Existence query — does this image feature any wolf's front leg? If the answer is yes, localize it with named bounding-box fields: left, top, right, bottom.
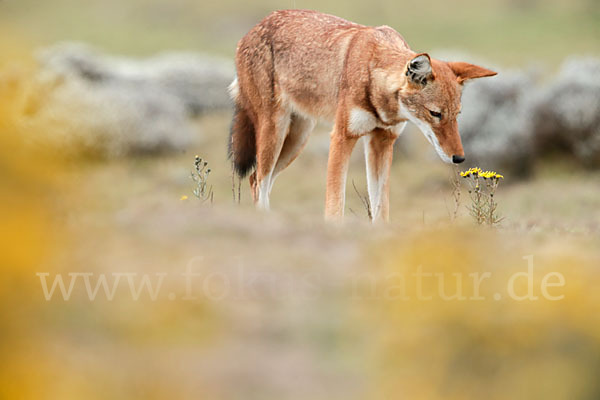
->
left=363, top=129, right=398, bottom=222
left=325, top=129, right=358, bottom=221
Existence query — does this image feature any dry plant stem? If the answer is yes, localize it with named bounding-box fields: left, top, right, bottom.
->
left=231, top=160, right=236, bottom=203
left=460, top=168, right=504, bottom=226
left=230, top=158, right=242, bottom=204
left=230, top=163, right=242, bottom=204
left=352, top=179, right=372, bottom=220
left=450, top=166, right=461, bottom=220
left=463, top=171, right=504, bottom=226
left=475, top=178, right=485, bottom=224
left=485, top=179, right=503, bottom=225
left=192, top=156, right=214, bottom=204
left=467, top=174, right=486, bottom=225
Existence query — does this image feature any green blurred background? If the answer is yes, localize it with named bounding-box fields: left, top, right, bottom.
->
left=2, top=0, right=599, bottom=65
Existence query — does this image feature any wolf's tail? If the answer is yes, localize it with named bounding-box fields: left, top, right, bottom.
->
left=228, top=103, right=256, bottom=178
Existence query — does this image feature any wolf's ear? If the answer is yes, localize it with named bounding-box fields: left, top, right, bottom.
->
left=447, top=62, right=497, bottom=84
left=406, top=53, right=433, bottom=86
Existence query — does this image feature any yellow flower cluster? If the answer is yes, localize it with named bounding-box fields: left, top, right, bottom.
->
left=460, top=167, right=504, bottom=180
left=480, top=171, right=504, bottom=179
left=460, top=167, right=482, bottom=177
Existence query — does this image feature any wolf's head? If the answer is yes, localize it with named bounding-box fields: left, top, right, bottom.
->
left=400, top=53, right=496, bottom=164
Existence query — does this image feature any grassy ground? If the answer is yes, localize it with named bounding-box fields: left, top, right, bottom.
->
left=1, top=86, right=599, bottom=399
left=9, top=111, right=596, bottom=399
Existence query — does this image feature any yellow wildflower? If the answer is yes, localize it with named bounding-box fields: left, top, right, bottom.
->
left=180, top=195, right=188, bottom=201
left=478, top=170, right=505, bottom=180
left=460, top=167, right=483, bottom=177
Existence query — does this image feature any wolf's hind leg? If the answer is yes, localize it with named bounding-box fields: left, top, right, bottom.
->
left=254, top=111, right=291, bottom=210
left=268, top=113, right=316, bottom=193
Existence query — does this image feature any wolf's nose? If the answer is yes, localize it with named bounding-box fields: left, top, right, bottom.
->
left=452, top=155, right=465, bottom=164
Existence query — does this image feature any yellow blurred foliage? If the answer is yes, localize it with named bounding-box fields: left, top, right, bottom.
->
left=0, top=36, right=66, bottom=398
left=362, top=226, right=600, bottom=400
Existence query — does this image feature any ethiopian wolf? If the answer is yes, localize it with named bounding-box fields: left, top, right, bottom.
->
left=228, top=10, right=497, bottom=221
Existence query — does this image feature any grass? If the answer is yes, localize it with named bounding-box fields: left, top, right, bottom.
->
left=3, top=102, right=600, bottom=398
left=24, top=112, right=600, bottom=397
left=65, top=111, right=600, bottom=231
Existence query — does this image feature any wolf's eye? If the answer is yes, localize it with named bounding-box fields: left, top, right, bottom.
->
left=429, top=110, right=442, bottom=119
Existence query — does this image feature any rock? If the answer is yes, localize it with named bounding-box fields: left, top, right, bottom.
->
left=24, top=42, right=234, bottom=158
left=531, top=57, right=600, bottom=167
left=458, top=70, right=537, bottom=177
left=38, top=42, right=234, bottom=115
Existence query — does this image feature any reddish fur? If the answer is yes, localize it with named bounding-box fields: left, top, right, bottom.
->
left=230, top=9, right=497, bottom=220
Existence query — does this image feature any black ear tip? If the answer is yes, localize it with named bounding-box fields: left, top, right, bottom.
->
left=409, top=55, right=431, bottom=72
left=412, top=54, right=429, bottom=63
left=407, top=55, right=432, bottom=85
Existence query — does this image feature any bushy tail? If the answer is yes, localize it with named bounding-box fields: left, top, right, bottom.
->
left=228, top=104, right=256, bottom=178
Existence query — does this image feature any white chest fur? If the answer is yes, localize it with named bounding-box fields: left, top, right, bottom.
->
left=348, top=107, right=407, bottom=136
